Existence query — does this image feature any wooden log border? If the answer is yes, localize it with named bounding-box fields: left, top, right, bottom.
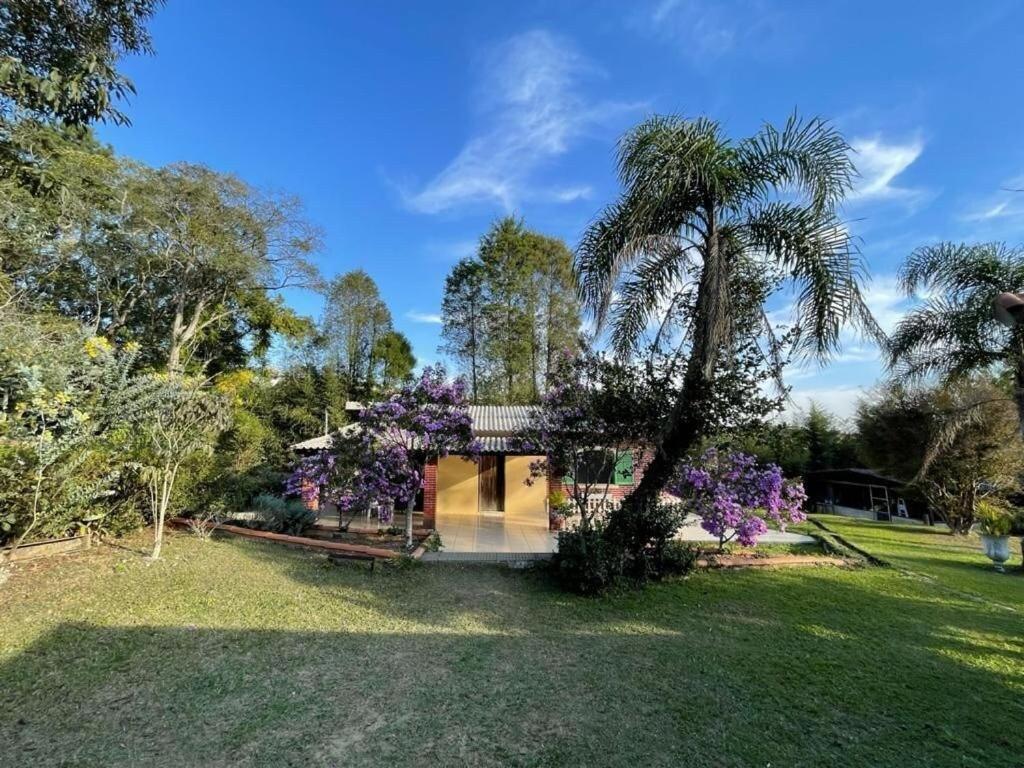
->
left=169, top=518, right=400, bottom=559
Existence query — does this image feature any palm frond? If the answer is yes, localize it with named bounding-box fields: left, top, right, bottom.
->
left=888, top=293, right=1005, bottom=379
left=744, top=201, right=880, bottom=359
left=607, top=239, right=692, bottom=358
left=577, top=116, right=726, bottom=330
left=899, top=242, right=1022, bottom=297
left=616, top=115, right=729, bottom=206
left=739, top=112, right=855, bottom=210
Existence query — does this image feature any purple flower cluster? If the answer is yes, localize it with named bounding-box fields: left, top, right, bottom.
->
left=285, top=365, right=480, bottom=525
left=285, top=451, right=338, bottom=505
left=671, top=449, right=807, bottom=547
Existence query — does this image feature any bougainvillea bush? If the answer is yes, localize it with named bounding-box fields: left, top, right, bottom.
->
left=671, top=449, right=806, bottom=550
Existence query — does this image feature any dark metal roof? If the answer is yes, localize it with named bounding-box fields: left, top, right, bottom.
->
left=802, top=468, right=906, bottom=487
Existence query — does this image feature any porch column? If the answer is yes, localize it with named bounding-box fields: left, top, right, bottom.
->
left=422, top=457, right=438, bottom=530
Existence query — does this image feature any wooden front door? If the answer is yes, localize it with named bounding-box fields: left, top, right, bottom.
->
left=478, top=454, right=505, bottom=514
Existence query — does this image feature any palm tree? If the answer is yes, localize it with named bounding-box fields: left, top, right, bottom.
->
left=889, top=242, right=1024, bottom=436
left=577, top=114, right=878, bottom=508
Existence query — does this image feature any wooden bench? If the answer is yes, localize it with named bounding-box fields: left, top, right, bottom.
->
left=327, top=550, right=378, bottom=572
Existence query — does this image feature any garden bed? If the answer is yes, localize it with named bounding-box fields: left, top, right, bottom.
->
left=697, top=551, right=853, bottom=569
left=302, top=524, right=430, bottom=553
left=168, top=518, right=401, bottom=559
left=1, top=534, right=91, bottom=562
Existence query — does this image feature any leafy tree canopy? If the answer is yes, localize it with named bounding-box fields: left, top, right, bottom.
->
left=1, top=0, right=163, bottom=126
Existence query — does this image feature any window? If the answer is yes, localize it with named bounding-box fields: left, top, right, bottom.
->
left=570, top=450, right=633, bottom=486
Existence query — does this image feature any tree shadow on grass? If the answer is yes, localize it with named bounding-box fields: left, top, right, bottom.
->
left=1, top=609, right=1022, bottom=768
left=43, top=534, right=1016, bottom=766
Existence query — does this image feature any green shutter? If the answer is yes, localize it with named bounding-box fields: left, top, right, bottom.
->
left=613, top=452, right=634, bottom=485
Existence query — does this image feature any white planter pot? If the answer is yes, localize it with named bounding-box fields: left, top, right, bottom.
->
left=980, top=533, right=1011, bottom=572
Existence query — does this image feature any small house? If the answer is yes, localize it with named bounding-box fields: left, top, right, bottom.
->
left=803, top=468, right=928, bottom=523
left=292, top=405, right=645, bottom=536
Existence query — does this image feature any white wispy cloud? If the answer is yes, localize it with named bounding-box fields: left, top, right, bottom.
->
left=648, top=0, right=737, bottom=58
left=547, top=185, right=593, bottom=203
left=406, top=310, right=443, bottom=325
left=962, top=174, right=1024, bottom=223
left=635, top=0, right=789, bottom=62
left=403, top=30, right=638, bottom=214
left=848, top=135, right=929, bottom=206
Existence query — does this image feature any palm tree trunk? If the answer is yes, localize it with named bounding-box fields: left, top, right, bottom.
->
left=620, top=228, right=729, bottom=509
left=1014, top=357, right=1024, bottom=440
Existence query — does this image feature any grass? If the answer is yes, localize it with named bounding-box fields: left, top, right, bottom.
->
left=812, top=514, right=1023, bottom=608
left=2, top=526, right=1022, bottom=767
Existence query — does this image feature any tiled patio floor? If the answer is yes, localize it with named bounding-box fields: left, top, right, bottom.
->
left=435, top=516, right=556, bottom=554
left=676, top=514, right=817, bottom=545
left=427, top=512, right=815, bottom=562
left=314, top=508, right=815, bottom=563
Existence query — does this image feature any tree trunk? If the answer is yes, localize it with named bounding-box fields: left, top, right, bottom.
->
left=618, top=225, right=728, bottom=510
left=2, top=468, right=44, bottom=564
left=1015, top=356, right=1024, bottom=439
left=470, top=306, right=479, bottom=403
left=150, top=467, right=175, bottom=559
left=405, top=495, right=416, bottom=550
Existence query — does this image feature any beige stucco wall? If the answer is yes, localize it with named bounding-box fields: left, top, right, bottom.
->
left=437, top=455, right=479, bottom=522
left=504, top=455, right=548, bottom=528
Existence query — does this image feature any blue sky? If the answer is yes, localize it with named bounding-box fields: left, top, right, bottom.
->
left=98, top=0, right=1024, bottom=420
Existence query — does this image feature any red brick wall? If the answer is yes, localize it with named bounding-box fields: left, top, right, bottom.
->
left=548, top=449, right=654, bottom=502
left=422, top=457, right=438, bottom=529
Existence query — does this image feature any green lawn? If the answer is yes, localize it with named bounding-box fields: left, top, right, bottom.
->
left=2, top=526, right=1022, bottom=767
left=812, top=514, right=1023, bottom=608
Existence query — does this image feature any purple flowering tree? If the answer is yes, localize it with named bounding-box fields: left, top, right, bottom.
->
left=288, top=365, right=480, bottom=549
left=671, top=448, right=807, bottom=550
left=358, top=365, right=481, bottom=548
left=511, top=353, right=670, bottom=533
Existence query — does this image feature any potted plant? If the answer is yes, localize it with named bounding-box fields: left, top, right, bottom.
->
left=975, top=499, right=1013, bottom=572
left=548, top=490, right=570, bottom=531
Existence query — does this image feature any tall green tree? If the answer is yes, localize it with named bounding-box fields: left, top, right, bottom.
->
left=802, top=401, right=858, bottom=471
left=321, top=269, right=392, bottom=395
left=888, top=242, right=1024, bottom=436
left=1, top=0, right=162, bottom=126
left=10, top=154, right=321, bottom=374
left=576, top=113, right=878, bottom=511
left=479, top=217, right=535, bottom=402
left=440, top=257, right=486, bottom=402
left=1, top=1, right=162, bottom=209
left=373, top=329, right=416, bottom=391
left=529, top=230, right=581, bottom=394
left=440, top=217, right=580, bottom=403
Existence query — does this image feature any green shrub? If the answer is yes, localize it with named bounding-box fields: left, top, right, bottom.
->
left=551, top=525, right=623, bottom=595
left=659, top=540, right=700, bottom=576
left=605, top=499, right=685, bottom=580
left=249, top=493, right=316, bottom=535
